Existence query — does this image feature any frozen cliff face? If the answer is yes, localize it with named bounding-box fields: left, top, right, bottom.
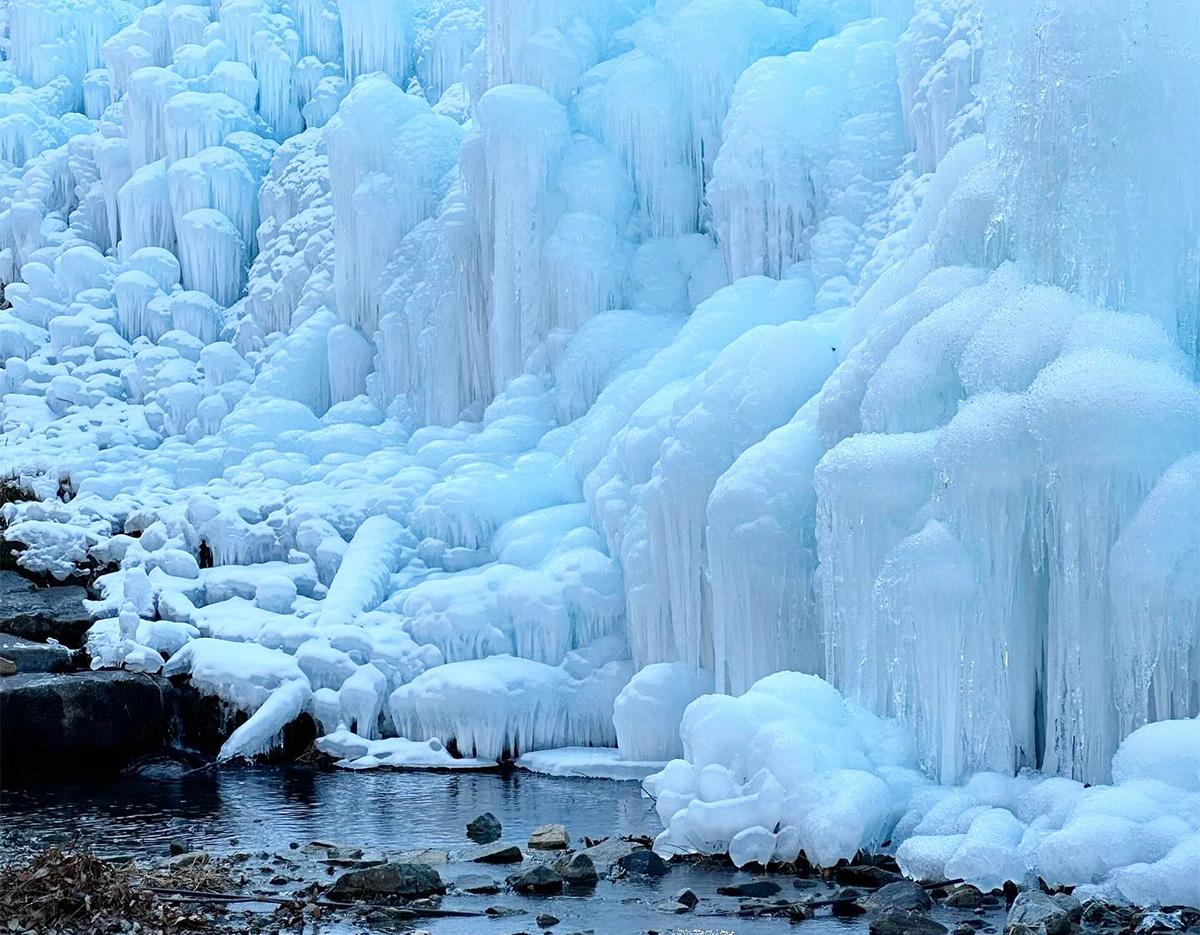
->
left=2, top=0, right=1199, bottom=904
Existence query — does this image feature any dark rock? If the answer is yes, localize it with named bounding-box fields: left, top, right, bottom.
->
left=869, top=910, right=949, bottom=935
left=485, top=906, right=527, bottom=917
left=469, top=842, right=524, bottom=864
left=0, top=573, right=91, bottom=647
left=578, top=838, right=639, bottom=874
left=0, top=633, right=79, bottom=674
left=836, top=864, right=905, bottom=888
left=617, top=849, right=669, bottom=877
left=536, top=914, right=560, bottom=928
left=673, top=888, right=699, bottom=909
left=508, top=865, right=564, bottom=895
left=395, top=848, right=449, bottom=865
left=528, top=823, right=570, bottom=850
left=0, top=670, right=176, bottom=772
left=718, top=879, right=781, bottom=898
left=467, top=812, right=502, bottom=844
left=1051, top=894, right=1081, bottom=923
left=1004, top=891, right=1071, bottom=935
left=327, top=862, right=445, bottom=901
left=556, top=852, right=599, bottom=889
left=864, top=881, right=934, bottom=913
left=833, top=889, right=868, bottom=917
left=169, top=839, right=189, bottom=856
left=943, top=885, right=985, bottom=909
left=457, top=874, right=501, bottom=895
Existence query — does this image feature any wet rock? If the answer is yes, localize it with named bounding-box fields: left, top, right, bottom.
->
left=832, top=888, right=868, bottom=917
left=528, top=823, right=570, bottom=850
left=0, top=633, right=79, bottom=674
left=508, top=865, right=564, bottom=895
left=0, top=573, right=92, bottom=647
left=657, top=900, right=691, bottom=913
left=1004, top=891, right=1070, bottom=935
left=1051, top=893, right=1081, bottom=923
left=468, top=812, right=502, bottom=844
left=485, top=905, right=527, bottom=918
left=537, top=914, right=560, bottom=928
left=943, top=884, right=985, bottom=909
left=578, top=838, right=639, bottom=874
left=556, top=852, right=599, bottom=888
left=0, top=671, right=176, bottom=772
left=457, top=874, right=501, bottom=895
left=469, top=842, right=524, bottom=864
left=617, top=849, right=669, bottom=877
left=870, top=908, right=950, bottom=935
left=168, top=839, right=189, bottom=857
left=864, top=881, right=934, bottom=913
left=836, top=864, right=904, bottom=888
left=673, top=888, right=699, bottom=909
left=1081, top=900, right=1132, bottom=928
left=718, top=879, right=781, bottom=898
left=396, top=848, right=449, bottom=865
left=327, top=862, right=445, bottom=901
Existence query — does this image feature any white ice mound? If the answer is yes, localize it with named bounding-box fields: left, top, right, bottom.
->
left=650, top=670, right=1200, bottom=904
left=646, top=672, right=920, bottom=868
left=613, top=662, right=713, bottom=762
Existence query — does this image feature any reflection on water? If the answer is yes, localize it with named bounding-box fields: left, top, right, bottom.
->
left=1, top=766, right=870, bottom=935
left=2, top=766, right=657, bottom=855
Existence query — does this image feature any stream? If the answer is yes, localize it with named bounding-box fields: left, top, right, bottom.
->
left=0, top=765, right=908, bottom=934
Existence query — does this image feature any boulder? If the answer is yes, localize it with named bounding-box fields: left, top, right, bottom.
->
left=467, top=812, right=502, bottom=844
left=327, top=862, right=445, bottom=901
left=617, top=849, right=669, bottom=877
left=674, top=888, right=699, bottom=909
left=0, top=633, right=78, bottom=673
left=578, top=837, right=640, bottom=873
left=0, top=573, right=91, bottom=647
left=528, top=823, right=570, bottom=850
left=864, top=881, right=934, bottom=913
left=468, top=842, right=524, bottom=864
left=456, top=874, right=500, bottom=895
left=718, top=880, right=781, bottom=898
left=836, top=864, right=905, bottom=888
left=556, top=852, right=599, bottom=888
left=508, top=865, right=564, bottom=895
left=870, top=908, right=949, bottom=935
left=1005, top=891, right=1071, bottom=935
left=0, top=671, right=176, bottom=771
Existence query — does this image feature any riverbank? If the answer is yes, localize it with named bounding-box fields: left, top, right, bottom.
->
left=5, top=766, right=1195, bottom=935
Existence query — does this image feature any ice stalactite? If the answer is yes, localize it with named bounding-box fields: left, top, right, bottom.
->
left=1026, top=351, right=1200, bottom=781
left=710, top=17, right=904, bottom=280
left=338, top=0, right=412, bottom=84
left=466, top=84, right=569, bottom=394
left=641, top=308, right=838, bottom=672
left=1109, top=454, right=1200, bottom=737
left=176, top=208, right=245, bottom=308
left=985, top=0, right=1200, bottom=362
left=815, top=429, right=939, bottom=716
left=706, top=404, right=825, bottom=695
left=325, top=75, right=461, bottom=336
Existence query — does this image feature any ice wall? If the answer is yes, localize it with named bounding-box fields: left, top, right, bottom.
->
left=1, top=0, right=1199, bottom=902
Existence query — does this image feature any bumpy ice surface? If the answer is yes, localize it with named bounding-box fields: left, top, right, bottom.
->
left=1, top=0, right=1197, bottom=907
